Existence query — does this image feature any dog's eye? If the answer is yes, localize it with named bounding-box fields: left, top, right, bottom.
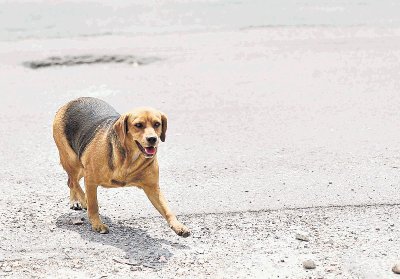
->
left=134, top=123, right=143, bottom=128
left=154, top=122, right=161, bottom=128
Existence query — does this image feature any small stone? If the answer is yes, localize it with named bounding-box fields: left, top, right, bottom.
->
left=303, top=260, right=316, bottom=269
left=72, top=258, right=82, bottom=268
left=325, top=239, right=334, bottom=245
left=295, top=231, right=310, bottom=242
left=196, top=249, right=205, bottom=254
left=72, top=218, right=84, bottom=225
left=4, top=266, right=12, bottom=272
left=159, top=256, right=167, bottom=263
left=142, top=263, right=156, bottom=269
left=392, top=263, right=400, bottom=274
left=112, top=258, right=140, bottom=266
left=130, top=266, right=142, bottom=271
left=112, top=267, right=119, bottom=273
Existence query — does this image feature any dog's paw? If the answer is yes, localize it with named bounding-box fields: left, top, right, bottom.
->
left=80, top=201, right=87, bottom=210
left=171, top=223, right=190, bottom=238
left=92, top=223, right=109, bottom=234
left=70, top=202, right=83, bottom=211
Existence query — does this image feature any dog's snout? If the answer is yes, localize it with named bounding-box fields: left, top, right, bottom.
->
left=146, top=136, right=157, bottom=145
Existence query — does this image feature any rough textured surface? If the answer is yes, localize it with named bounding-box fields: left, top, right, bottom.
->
left=1, top=204, right=400, bottom=278
left=1, top=20, right=400, bottom=278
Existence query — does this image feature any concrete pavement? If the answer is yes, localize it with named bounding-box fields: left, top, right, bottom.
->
left=1, top=26, right=400, bottom=278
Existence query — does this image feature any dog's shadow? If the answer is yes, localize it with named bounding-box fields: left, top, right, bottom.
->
left=55, top=212, right=188, bottom=270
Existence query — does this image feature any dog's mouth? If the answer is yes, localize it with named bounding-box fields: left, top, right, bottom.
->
left=135, top=141, right=157, bottom=158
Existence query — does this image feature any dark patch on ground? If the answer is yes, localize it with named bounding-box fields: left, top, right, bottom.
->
left=23, top=55, right=162, bottom=69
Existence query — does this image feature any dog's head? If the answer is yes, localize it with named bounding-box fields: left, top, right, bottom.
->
left=114, top=108, right=167, bottom=158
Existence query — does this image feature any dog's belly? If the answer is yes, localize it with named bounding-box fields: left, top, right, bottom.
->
left=100, top=178, right=143, bottom=189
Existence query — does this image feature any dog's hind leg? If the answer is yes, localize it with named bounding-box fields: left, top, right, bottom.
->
left=58, top=149, right=86, bottom=210
left=68, top=173, right=87, bottom=210
left=53, top=105, right=87, bottom=211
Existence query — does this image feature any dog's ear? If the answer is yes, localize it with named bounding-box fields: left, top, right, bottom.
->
left=160, top=112, right=167, bottom=142
left=114, top=114, right=129, bottom=146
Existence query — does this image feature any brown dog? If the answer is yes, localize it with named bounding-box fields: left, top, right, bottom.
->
left=53, top=97, right=190, bottom=237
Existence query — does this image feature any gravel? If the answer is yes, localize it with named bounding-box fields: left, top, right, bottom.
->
left=1, top=203, right=400, bottom=278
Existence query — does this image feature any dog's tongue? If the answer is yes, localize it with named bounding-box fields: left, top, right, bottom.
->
left=145, top=147, right=156, bottom=155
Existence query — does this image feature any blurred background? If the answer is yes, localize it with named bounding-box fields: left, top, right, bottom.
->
left=2, top=0, right=400, bottom=41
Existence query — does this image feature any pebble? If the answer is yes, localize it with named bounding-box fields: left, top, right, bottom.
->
left=142, top=263, right=156, bottom=269
left=159, top=256, right=167, bottom=263
left=295, top=231, right=310, bottom=242
left=325, top=267, right=334, bottom=273
left=130, top=266, right=142, bottom=272
left=196, top=249, right=205, bottom=254
left=392, top=263, right=400, bottom=274
left=72, top=218, right=84, bottom=225
left=303, top=260, right=316, bottom=269
left=4, top=266, right=12, bottom=272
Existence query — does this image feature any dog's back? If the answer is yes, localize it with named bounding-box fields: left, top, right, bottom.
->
left=62, top=97, right=120, bottom=158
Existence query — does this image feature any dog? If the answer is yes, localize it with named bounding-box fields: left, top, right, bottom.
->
left=53, top=97, right=190, bottom=237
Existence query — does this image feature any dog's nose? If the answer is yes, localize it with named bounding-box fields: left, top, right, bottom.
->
left=146, top=136, right=157, bottom=145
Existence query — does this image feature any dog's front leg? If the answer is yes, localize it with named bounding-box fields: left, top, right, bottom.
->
left=85, top=182, right=109, bottom=234
left=143, top=185, right=190, bottom=237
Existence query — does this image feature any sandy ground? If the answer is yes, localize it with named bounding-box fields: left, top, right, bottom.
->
left=1, top=26, right=400, bottom=278
left=1, top=204, right=400, bottom=279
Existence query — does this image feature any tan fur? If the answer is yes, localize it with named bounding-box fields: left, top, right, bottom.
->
left=53, top=103, right=190, bottom=237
